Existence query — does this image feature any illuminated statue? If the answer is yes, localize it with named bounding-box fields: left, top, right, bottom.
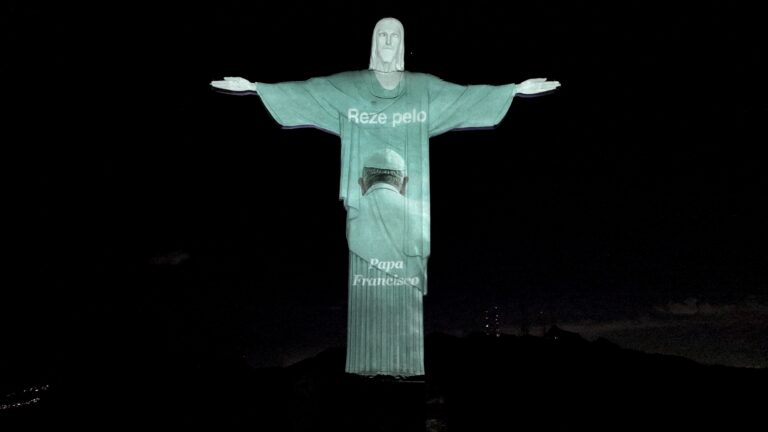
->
left=211, top=17, right=560, bottom=377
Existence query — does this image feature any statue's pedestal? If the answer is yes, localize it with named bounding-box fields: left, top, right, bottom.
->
left=341, top=374, right=426, bottom=432
left=285, top=350, right=427, bottom=431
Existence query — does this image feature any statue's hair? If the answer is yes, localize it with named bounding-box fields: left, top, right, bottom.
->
left=369, top=17, right=405, bottom=72
left=363, top=167, right=404, bottom=189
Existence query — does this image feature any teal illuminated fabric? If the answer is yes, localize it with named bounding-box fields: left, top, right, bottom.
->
left=347, top=251, right=424, bottom=376
left=345, top=182, right=428, bottom=376
left=347, top=182, right=426, bottom=292
left=258, top=70, right=517, bottom=376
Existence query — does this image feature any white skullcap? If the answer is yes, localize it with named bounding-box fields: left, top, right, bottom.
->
left=363, top=148, right=405, bottom=171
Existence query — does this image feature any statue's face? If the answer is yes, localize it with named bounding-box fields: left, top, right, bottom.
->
left=375, top=21, right=402, bottom=65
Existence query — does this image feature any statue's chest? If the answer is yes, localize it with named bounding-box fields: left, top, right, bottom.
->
left=346, top=92, right=428, bottom=129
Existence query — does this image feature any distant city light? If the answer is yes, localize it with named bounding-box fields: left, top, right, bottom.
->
left=0, top=384, right=49, bottom=411
left=483, top=306, right=502, bottom=337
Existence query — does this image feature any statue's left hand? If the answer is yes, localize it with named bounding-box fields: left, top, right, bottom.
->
left=210, top=77, right=257, bottom=92
left=516, top=78, right=561, bottom=95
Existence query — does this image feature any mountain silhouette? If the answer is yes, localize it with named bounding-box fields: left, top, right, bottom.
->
left=3, top=328, right=765, bottom=431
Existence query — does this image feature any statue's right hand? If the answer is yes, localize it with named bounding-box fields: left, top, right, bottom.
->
left=210, top=77, right=256, bottom=92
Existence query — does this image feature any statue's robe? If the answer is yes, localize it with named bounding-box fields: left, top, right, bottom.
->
left=258, top=70, right=516, bottom=376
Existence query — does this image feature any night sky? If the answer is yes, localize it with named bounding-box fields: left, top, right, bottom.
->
left=3, top=0, right=766, bottom=386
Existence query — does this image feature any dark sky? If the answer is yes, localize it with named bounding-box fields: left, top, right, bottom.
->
left=3, top=1, right=766, bottom=380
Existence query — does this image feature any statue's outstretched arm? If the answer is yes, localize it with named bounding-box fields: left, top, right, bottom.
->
left=210, top=77, right=258, bottom=93
left=515, top=78, right=561, bottom=95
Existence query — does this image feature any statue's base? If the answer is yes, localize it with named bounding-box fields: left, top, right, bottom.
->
left=356, top=373, right=426, bottom=384
left=286, top=354, right=427, bottom=431
left=342, top=373, right=426, bottom=432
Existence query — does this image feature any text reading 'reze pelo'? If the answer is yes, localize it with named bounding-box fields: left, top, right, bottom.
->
left=347, top=108, right=427, bottom=127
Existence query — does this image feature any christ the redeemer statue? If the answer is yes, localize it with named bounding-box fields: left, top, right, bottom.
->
left=211, top=17, right=560, bottom=377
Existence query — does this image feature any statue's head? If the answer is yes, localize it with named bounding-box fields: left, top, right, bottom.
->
left=359, top=148, right=408, bottom=195
left=369, top=17, right=405, bottom=72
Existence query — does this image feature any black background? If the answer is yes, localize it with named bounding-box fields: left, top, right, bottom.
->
left=3, top=1, right=765, bottom=392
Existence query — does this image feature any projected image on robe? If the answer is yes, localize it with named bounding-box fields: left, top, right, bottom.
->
left=349, top=148, right=426, bottom=291
left=211, top=17, right=560, bottom=377
left=346, top=148, right=428, bottom=376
